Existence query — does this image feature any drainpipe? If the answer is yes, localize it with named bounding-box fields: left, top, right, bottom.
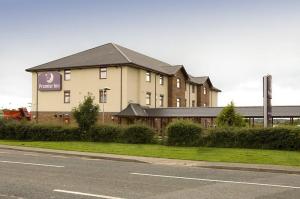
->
left=155, top=73, right=157, bottom=108
left=36, top=71, right=39, bottom=123
left=189, top=84, right=191, bottom=107
left=120, top=66, right=123, bottom=111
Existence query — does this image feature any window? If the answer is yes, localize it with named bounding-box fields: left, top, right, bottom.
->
left=159, top=95, right=164, bottom=107
left=203, top=103, right=206, bottom=107
left=99, top=90, right=107, bottom=103
left=176, top=78, right=180, bottom=88
left=64, top=91, right=70, bottom=103
left=64, top=70, right=71, bottom=81
left=192, top=100, right=195, bottom=107
left=203, top=87, right=207, bottom=95
left=146, top=92, right=151, bottom=105
left=176, top=98, right=180, bottom=107
left=100, top=67, right=107, bottom=79
left=159, top=75, right=164, bottom=85
left=192, top=85, right=195, bottom=93
left=146, top=72, right=151, bottom=82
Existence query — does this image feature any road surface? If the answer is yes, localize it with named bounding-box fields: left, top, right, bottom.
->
left=0, top=148, right=300, bottom=199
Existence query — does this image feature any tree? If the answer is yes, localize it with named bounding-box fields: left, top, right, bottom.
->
left=73, top=95, right=99, bottom=132
left=216, top=101, right=245, bottom=127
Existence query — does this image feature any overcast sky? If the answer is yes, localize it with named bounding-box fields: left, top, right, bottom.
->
left=0, top=0, right=300, bottom=109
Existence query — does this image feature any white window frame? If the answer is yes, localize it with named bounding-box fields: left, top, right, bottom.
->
left=64, top=90, right=70, bottom=103
left=176, top=78, right=180, bottom=88
left=176, top=98, right=180, bottom=107
left=203, top=87, right=207, bottom=95
left=159, top=75, right=164, bottom=85
left=146, top=92, right=151, bottom=105
left=100, top=67, right=107, bottom=79
left=64, top=69, right=71, bottom=81
left=99, top=90, right=107, bottom=103
left=159, top=95, right=164, bottom=107
left=146, top=72, right=151, bottom=82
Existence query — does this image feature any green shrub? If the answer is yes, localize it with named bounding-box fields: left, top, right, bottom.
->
left=204, top=127, right=300, bottom=150
left=89, top=125, right=123, bottom=142
left=0, top=121, right=80, bottom=141
left=73, top=95, right=99, bottom=132
left=216, top=101, right=245, bottom=127
left=167, top=120, right=203, bottom=146
left=123, top=125, right=155, bottom=144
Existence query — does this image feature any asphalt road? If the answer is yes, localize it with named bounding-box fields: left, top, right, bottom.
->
left=0, top=149, right=300, bottom=199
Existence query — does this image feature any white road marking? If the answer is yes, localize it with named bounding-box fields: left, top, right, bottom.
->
left=53, top=189, right=126, bottom=199
left=131, top=172, right=300, bottom=189
left=0, top=151, right=9, bottom=154
left=51, top=155, right=69, bottom=158
left=23, top=153, right=40, bottom=157
left=0, top=160, right=64, bottom=168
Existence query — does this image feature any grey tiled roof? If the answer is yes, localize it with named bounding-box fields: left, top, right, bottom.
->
left=116, top=104, right=300, bottom=118
left=26, top=43, right=178, bottom=75
left=115, top=103, right=148, bottom=117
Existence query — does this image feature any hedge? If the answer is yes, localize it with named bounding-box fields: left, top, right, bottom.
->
left=0, top=120, right=155, bottom=144
left=88, top=125, right=123, bottom=142
left=166, top=120, right=203, bottom=146
left=0, top=121, right=80, bottom=141
left=122, top=124, right=155, bottom=144
left=204, top=127, right=300, bottom=150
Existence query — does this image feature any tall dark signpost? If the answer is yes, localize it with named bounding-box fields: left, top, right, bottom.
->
left=263, top=75, right=272, bottom=127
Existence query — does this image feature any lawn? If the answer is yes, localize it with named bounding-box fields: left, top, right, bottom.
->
left=0, top=140, right=300, bottom=166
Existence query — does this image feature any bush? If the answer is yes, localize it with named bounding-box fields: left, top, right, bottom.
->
left=216, top=101, right=245, bottom=127
left=204, top=127, right=300, bottom=150
left=0, top=121, right=80, bottom=141
left=73, top=95, right=99, bottom=132
left=88, top=125, right=123, bottom=142
left=122, top=125, right=155, bottom=144
left=167, top=120, right=203, bottom=146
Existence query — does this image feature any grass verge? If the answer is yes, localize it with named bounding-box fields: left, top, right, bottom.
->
left=0, top=140, right=300, bottom=166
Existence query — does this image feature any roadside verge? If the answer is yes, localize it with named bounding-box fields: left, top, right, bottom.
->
left=1, top=144, right=300, bottom=175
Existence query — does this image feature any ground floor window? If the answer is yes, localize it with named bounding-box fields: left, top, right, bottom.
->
left=99, top=90, right=107, bottom=103
left=159, top=95, right=164, bottom=107
left=176, top=98, right=180, bottom=107
left=64, top=91, right=70, bottom=103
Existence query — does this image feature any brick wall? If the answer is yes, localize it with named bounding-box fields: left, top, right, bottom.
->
left=31, top=112, right=118, bottom=126
left=168, top=69, right=187, bottom=107
left=197, top=82, right=211, bottom=107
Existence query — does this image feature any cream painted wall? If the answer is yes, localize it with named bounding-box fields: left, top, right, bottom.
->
left=211, top=91, right=218, bottom=107
left=185, top=83, right=197, bottom=107
left=32, top=67, right=122, bottom=112
left=137, top=69, right=168, bottom=108
left=32, top=66, right=170, bottom=113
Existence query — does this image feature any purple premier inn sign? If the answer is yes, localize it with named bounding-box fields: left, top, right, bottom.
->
left=38, top=71, right=62, bottom=91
